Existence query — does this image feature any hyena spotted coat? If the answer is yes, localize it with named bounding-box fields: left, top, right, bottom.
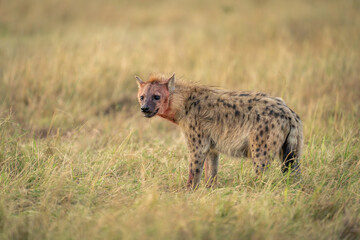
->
left=136, top=73, right=303, bottom=189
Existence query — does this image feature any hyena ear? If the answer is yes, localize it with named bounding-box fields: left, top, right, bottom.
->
left=135, top=75, right=144, bottom=88
left=167, top=73, right=176, bottom=93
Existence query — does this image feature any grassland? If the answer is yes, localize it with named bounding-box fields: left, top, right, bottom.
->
left=0, top=0, right=360, bottom=239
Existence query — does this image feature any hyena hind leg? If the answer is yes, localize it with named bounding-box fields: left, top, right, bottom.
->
left=204, top=151, right=219, bottom=188
left=251, top=155, right=271, bottom=175
left=250, top=137, right=272, bottom=175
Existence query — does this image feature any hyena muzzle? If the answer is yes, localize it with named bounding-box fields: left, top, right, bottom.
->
left=136, top=73, right=303, bottom=189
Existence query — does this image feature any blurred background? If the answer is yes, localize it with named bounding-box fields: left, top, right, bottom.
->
left=0, top=0, right=359, bottom=239
left=1, top=0, right=359, bottom=135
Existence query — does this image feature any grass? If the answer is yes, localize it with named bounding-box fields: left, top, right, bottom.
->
left=0, top=0, right=360, bottom=239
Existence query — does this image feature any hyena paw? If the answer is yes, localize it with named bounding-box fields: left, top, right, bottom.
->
left=205, top=177, right=217, bottom=188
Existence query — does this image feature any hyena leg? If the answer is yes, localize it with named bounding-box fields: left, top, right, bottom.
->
left=204, top=151, right=219, bottom=188
left=184, top=127, right=211, bottom=190
left=187, top=150, right=208, bottom=190
left=250, top=133, right=272, bottom=175
left=251, top=155, right=271, bottom=175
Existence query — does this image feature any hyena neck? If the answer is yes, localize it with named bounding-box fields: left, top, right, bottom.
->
left=158, top=110, right=177, bottom=124
left=157, top=83, right=191, bottom=125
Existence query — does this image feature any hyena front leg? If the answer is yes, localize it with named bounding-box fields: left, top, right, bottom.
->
left=185, top=134, right=210, bottom=190
left=187, top=151, right=208, bottom=190
left=204, top=151, right=219, bottom=188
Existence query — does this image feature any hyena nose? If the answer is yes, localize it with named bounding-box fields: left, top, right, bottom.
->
left=141, top=106, right=150, bottom=112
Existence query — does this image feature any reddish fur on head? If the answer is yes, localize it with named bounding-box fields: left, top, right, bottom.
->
left=136, top=73, right=176, bottom=123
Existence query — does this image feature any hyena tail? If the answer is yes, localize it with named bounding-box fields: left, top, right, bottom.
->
left=281, top=116, right=303, bottom=174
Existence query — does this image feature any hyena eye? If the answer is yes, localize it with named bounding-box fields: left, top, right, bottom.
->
left=153, top=95, right=161, bottom=100
left=140, top=95, right=144, bottom=101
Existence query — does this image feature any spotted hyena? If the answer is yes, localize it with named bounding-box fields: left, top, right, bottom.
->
left=136, top=73, right=303, bottom=189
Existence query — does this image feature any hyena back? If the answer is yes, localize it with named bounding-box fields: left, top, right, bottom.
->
left=136, top=73, right=303, bottom=189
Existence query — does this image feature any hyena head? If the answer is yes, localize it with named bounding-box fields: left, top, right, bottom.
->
left=136, top=73, right=176, bottom=118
